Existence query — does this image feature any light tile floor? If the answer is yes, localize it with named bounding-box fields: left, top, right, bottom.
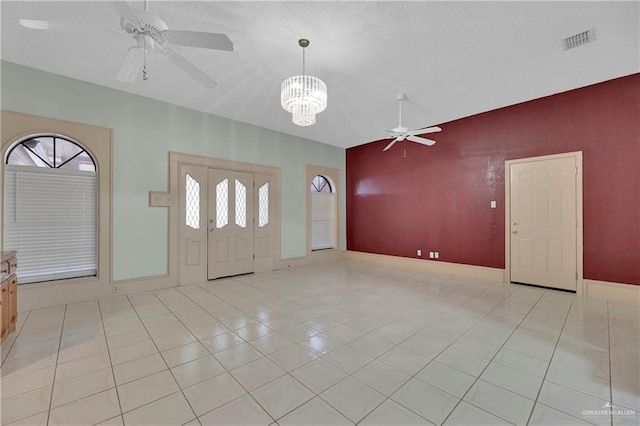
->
left=1, top=260, right=639, bottom=425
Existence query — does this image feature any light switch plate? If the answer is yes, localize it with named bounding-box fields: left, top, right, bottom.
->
left=491, top=200, right=497, bottom=208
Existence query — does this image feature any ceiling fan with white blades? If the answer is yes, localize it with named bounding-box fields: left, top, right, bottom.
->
left=383, top=94, right=441, bottom=152
left=18, top=1, right=233, bottom=89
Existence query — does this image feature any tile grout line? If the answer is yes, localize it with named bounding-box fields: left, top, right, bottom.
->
left=523, top=295, right=576, bottom=425
left=0, top=309, right=31, bottom=369
left=121, top=290, right=203, bottom=423
left=174, top=284, right=280, bottom=424
left=205, top=278, right=328, bottom=420
left=325, top=282, right=531, bottom=424
left=177, top=281, right=386, bottom=424
left=123, top=287, right=279, bottom=424
left=428, top=288, right=547, bottom=425
left=45, top=304, right=67, bottom=426
left=322, top=280, right=516, bottom=423
left=98, top=298, right=126, bottom=425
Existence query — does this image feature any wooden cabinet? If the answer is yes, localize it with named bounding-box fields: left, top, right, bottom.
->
left=1, top=251, right=18, bottom=342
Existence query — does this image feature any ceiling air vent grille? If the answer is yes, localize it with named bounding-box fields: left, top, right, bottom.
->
left=563, top=28, right=595, bottom=50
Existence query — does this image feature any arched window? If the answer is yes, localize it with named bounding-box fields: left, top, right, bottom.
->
left=310, top=174, right=335, bottom=250
left=4, top=135, right=97, bottom=284
left=311, top=175, right=332, bottom=193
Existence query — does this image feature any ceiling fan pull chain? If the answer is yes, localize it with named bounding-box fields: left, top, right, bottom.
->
left=143, top=37, right=148, bottom=81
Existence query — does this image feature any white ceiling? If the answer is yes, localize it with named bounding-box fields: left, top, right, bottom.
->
left=1, top=1, right=638, bottom=149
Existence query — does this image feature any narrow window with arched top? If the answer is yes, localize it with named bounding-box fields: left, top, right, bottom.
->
left=310, top=175, right=335, bottom=250
left=4, top=135, right=97, bottom=284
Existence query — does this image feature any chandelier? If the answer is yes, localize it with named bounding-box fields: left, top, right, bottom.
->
left=281, top=39, right=327, bottom=126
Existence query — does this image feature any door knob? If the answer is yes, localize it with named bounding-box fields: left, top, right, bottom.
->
left=209, top=227, right=214, bottom=232
left=512, top=230, right=518, bottom=234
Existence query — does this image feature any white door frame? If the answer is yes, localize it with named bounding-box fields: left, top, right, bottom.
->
left=171, top=151, right=281, bottom=285
left=504, top=151, right=584, bottom=294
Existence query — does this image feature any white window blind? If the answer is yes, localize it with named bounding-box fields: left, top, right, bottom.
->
left=4, top=165, right=97, bottom=284
left=311, top=192, right=335, bottom=250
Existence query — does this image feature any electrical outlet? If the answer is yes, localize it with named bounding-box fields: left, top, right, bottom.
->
left=417, top=249, right=422, bottom=256
left=429, top=252, right=434, bottom=259
left=434, top=252, right=439, bottom=259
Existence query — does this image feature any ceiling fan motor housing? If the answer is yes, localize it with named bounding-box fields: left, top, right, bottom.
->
left=121, top=9, right=168, bottom=44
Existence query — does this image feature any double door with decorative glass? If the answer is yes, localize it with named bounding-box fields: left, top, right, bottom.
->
left=181, top=165, right=273, bottom=283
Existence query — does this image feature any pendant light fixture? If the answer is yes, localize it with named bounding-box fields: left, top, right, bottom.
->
left=281, top=39, right=327, bottom=126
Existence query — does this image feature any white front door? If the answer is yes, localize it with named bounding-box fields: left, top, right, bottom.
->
left=207, top=169, right=254, bottom=279
left=510, top=156, right=578, bottom=291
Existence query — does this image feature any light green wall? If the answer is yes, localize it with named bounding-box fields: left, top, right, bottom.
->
left=1, top=61, right=345, bottom=280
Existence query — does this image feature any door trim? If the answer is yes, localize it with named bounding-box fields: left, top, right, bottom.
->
left=170, top=151, right=281, bottom=285
left=504, top=151, right=584, bottom=293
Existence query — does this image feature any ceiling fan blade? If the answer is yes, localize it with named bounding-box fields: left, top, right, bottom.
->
left=383, top=138, right=399, bottom=152
left=116, top=46, right=144, bottom=82
left=407, top=135, right=436, bottom=146
left=110, top=1, right=140, bottom=24
left=162, top=30, right=233, bottom=51
left=407, top=126, right=442, bottom=136
left=19, top=19, right=119, bottom=35
left=164, top=49, right=217, bottom=89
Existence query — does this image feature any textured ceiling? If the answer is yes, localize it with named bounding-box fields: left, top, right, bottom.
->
left=1, top=1, right=638, bottom=149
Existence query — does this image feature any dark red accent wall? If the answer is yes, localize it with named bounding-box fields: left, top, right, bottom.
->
left=346, top=74, right=640, bottom=286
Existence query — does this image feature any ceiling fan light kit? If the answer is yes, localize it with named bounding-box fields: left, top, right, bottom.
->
left=281, top=39, right=327, bottom=127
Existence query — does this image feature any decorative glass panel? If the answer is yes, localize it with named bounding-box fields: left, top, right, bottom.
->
left=6, top=136, right=96, bottom=171
left=311, top=175, right=332, bottom=193
left=216, top=178, right=228, bottom=228
left=235, top=179, right=247, bottom=228
left=258, top=182, right=269, bottom=228
left=185, top=174, right=200, bottom=229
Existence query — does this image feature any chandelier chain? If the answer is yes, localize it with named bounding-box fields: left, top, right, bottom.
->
left=302, top=47, right=306, bottom=76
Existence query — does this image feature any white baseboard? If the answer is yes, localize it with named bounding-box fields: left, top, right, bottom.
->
left=342, top=250, right=505, bottom=282
left=18, top=280, right=113, bottom=312
left=276, top=249, right=341, bottom=270
left=18, top=274, right=177, bottom=312
left=581, top=279, right=640, bottom=303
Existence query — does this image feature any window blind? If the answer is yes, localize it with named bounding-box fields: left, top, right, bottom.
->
left=311, top=192, right=335, bottom=250
left=4, top=165, right=97, bottom=284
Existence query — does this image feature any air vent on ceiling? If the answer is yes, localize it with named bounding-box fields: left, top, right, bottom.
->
left=563, top=28, right=595, bottom=50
